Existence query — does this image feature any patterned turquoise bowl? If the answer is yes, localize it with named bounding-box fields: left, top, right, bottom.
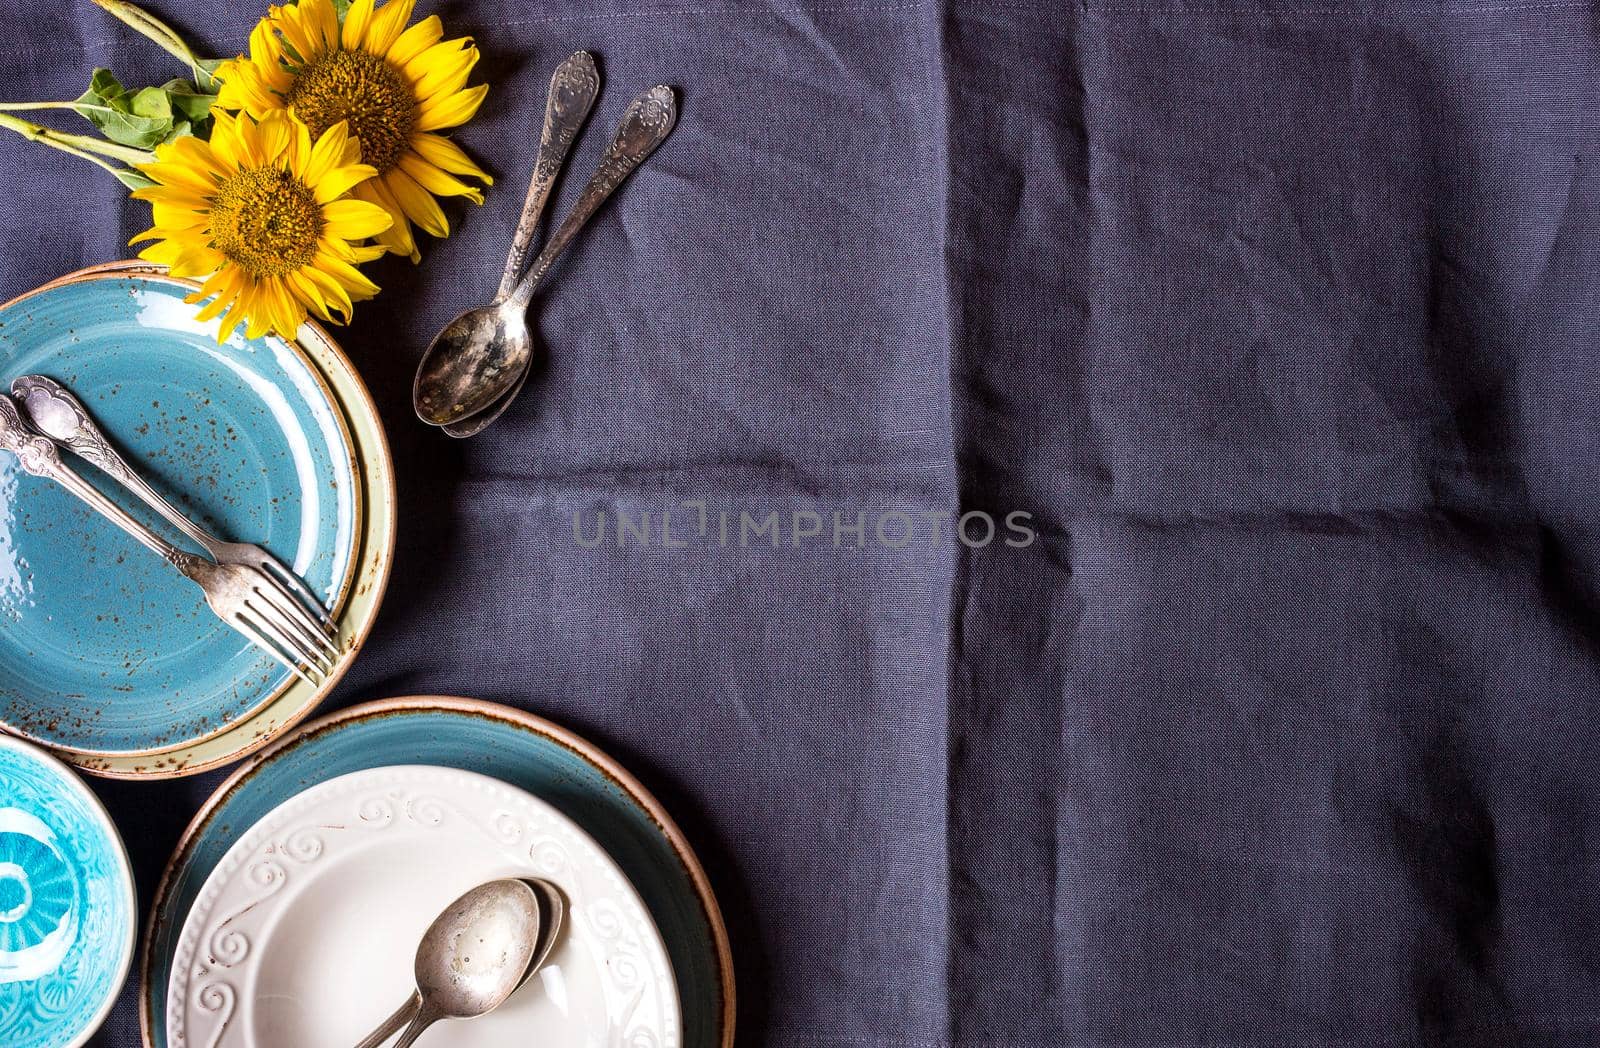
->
left=0, top=734, right=136, bottom=1047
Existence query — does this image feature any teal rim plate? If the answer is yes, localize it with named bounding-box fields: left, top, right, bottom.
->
left=0, top=733, right=136, bottom=1048
left=141, top=697, right=735, bottom=1048
left=0, top=275, right=360, bottom=755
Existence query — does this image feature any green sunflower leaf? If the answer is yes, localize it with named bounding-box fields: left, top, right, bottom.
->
left=74, top=69, right=174, bottom=149
left=112, top=166, right=156, bottom=191
left=129, top=85, right=173, bottom=121
left=161, top=79, right=216, bottom=124
left=70, top=68, right=217, bottom=150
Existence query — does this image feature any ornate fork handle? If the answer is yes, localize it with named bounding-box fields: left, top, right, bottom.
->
left=0, top=393, right=196, bottom=571
left=507, top=85, right=678, bottom=311
left=11, top=375, right=223, bottom=557
left=494, top=51, right=601, bottom=303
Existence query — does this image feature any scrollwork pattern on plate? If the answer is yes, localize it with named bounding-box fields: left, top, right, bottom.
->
left=281, top=826, right=325, bottom=862
left=203, top=857, right=287, bottom=969
left=195, top=981, right=235, bottom=1048
left=356, top=794, right=395, bottom=826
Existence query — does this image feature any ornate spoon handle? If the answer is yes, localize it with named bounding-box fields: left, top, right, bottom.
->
left=351, top=990, right=422, bottom=1048
left=494, top=51, right=601, bottom=303
left=0, top=393, right=192, bottom=568
left=11, top=375, right=222, bottom=556
left=507, top=84, right=678, bottom=311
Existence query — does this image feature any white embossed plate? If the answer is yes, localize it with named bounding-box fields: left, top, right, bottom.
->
left=165, top=766, right=680, bottom=1048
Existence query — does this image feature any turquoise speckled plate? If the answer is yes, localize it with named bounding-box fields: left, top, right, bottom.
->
left=141, top=697, right=735, bottom=1048
left=0, top=275, right=360, bottom=755
left=0, top=733, right=136, bottom=1047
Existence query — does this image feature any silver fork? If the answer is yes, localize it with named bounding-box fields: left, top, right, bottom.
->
left=11, top=374, right=337, bottom=636
left=0, top=394, right=338, bottom=684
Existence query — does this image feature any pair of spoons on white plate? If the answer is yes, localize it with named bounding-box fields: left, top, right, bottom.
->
left=351, top=878, right=565, bottom=1048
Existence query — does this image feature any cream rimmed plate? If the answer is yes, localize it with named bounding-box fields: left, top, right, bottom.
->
left=19, top=262, right=395, bottom=779
left=167, top=765, right=681, bottom=1048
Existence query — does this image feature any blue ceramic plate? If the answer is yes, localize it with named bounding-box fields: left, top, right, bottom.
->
left=0, top=733, right=136, bottom=1047
left=141, top=697, right=735, bottom=1048
left=0, top=275, right=360, bottom=754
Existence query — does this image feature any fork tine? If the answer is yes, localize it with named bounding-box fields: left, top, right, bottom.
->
left=250, top=578, right=341, bottom=665
left=248, top=593, right=336, bottom=674
left=258, top=554, right=338, bottom=635
left=240, top=598, right=331, bottom=678
left=229, top=611, right=320, bottom=686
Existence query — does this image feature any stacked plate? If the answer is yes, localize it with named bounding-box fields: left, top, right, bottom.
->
left=143, top=697, right=735, bottom=1048
left=0, top=262, right=396, bottom=778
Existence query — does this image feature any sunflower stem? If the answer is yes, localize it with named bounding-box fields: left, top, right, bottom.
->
left=0, top=101, right=88, bottom=112
left=0, top=122, right=149, bottom=188
left=89, top=0, right=220, bottom=91
left=0, top=112, right=157, bottom=167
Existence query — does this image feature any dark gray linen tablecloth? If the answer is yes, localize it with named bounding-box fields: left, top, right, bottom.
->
left=2, top=1, right=1598, bottom=1045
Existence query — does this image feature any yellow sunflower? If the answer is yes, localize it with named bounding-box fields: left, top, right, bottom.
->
left=215, top=0, right=492, bottom=263
left=131, top=108, right=393, bottom=340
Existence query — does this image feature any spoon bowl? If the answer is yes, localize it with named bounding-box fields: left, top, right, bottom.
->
left=351, top=878, right=542, bottom=1048
left=414, top=878, right=542, bottom=1018
left=413, top=303, right=531, bottom=425
left=523, top=878, right=567, bottom=976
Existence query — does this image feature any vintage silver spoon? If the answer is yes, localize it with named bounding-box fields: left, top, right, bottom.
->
left=414, top=83, right=678, bottom=431
left=350, top=879, right=542, bottom=1048
left=353, top=879, right=566, bottom=1048
left=407, top=49, right=599, bottom=430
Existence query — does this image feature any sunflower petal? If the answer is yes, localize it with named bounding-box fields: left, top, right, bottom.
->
left=382, top=167, right=449, bottom=237
left=384, top=14, right=443, bottom=67
left=416, top=84, right=488, bottom=131
left=302, top=120, right=351, bottom=185
left=408, top=133, right=492, bottom=183
left=341, top=0, right=376, bottom=50
left=365, top=0, right=417, bottom=55
left=285, top=270, right=334, bottom=323
left=303, top=0, right=341, bottom=52
left=404, top=40, right=476, bottom=93
left=272, top=4, right=319, bottom=64
left=355, top=178, right=419, bottom=261
left=313, top=250, right=382, bottom=298
left=254, top=111, right=295, bottom=164
left=162, top=134, right=231, bottom=177
left=397, top=152, right=483, bottom=202
left=312, top=161, right=379, bottom=204
left=208, top=112, right=251, bottom=169
left=322, top=198, right=394, bottom=239
left=299, top=263, right=354, bottom=321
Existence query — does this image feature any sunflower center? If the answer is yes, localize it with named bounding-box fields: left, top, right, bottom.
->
left=288, top=49, right=417, bottom=172
left=209, top=167, right=324, bottom=277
